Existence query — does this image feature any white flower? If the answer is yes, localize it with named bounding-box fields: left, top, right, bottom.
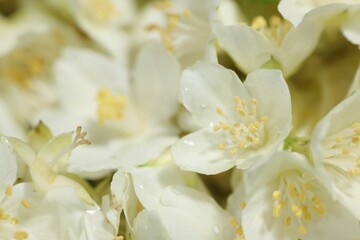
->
left=34, top=43, right=180, bottom=176
left=0, top=5, right=85, bottom=123
left=172, top=62, right=292, bottom=174
left=310, top=89, right=360, bottom=219
left=132, top=186, right=236, bottom=240
left=43, top=0, right=135, bottom=64
left=148, top=0, right=220, bottom=68
left=278, top=0, right=360, bottom=45
left=278, top=0, right=360, bottom=27
left=110, top=150, right=207, bottom=235
left=236, top=151, right=360, bottom=239
left=9, top=124, right=95, bottom=205
left=214, top=15, right=323, bottom=77
left=0, top=135, right=58, bottom=239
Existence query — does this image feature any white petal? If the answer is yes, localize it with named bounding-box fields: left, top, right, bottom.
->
left=244, top=69, right=292, bottom=149
left=181, top=61, right=250, bottom=128
left=115, top=125, right=179, bottom=167
left=278, top=1, right=352, bottom=27
left=76, top=17, right=131, bottom=65
left=132, top=210, right=170, bottom=240
left=0, top=98, right=25, bottom=138
left=278, top=20, right=323, bottom=77
left=131, top=164, right=186, bottom=210
left=347, top=64, right=360, bottom=95
left=0, top=135, right=17, bottom=186
left=342, top=8, right=360, bottom=45
left=214, top=22, right=272, bottom=74
left=158, top=186, right=236, bottom=240
left=171, top=128, right=235, bottom=175
left=133, top=43, right=181, bottom=124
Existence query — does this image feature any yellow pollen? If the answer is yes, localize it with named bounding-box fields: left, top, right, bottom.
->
left=251, top=15, right=292, bottom=46
left=355, top=127, right=360, bottom=135
left=168, top=14, right=179, bottom=29
left=356, top=158, right=360, bottom=168
left=261, top=116, right=268, bottom=122
left=213, top=126, right=221, bottom=131
left=303, top=183, right=312, bottom=190
left=311, top=196, right=320, bottom=205
left=21, top=199, right=30, bottom=208
left=240, top=201, right=247, bottom=209
left=231, top=148, right=238, bottom=155
left=352, top=136, right=360, bottom=143
left=313, top=204, right=326, bottom=216
left=298, top=225, right=307, bottom=234
left=230, top=217, right=238, bottom=227
left=251, top=16, right=267, bottom=30
left=14, top=231, right=29, bottom=240
left=216, top=107, right=223, bottom=115
left=11, top=217, right=20, bottom=224
left=5, top=186, right=12, bottom=196
left=97, top=88, right=126, bottom=125
left=297, top=192, right=306, bottom=201
left=213, top=96, right=267, bottom=155
left=304, top=212, right=312, bottom=221
left=342, top=147, right=350, bottom=155
left=0, top=213, right=9, bottom=220
left=273, top=204, right=282, bottom=217
left=272, top=190, right=281, bottom=200
left=335, top=136, right=342, bottom=143
left=217, top=143, right=225, bottom=150
left=183, top=9, right=192, bottom=17
left=284, top=216, right=291, bottom=226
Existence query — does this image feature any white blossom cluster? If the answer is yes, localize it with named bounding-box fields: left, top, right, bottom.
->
left=0, top=0, right=360, bottom=239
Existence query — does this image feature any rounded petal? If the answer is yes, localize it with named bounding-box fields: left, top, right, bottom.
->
left=133, top=43, right=181, bottom=124
left=158, top=186, right=236, bottom=240
left=244, top=69, right=292, bottom=148
left=181, top=61, right=250, bottom=128
left=278, top=20, right=323, bottom=77
left=171, top=128, right=235, bottom=175
left=131, top=164, right=186, bottom=210
left=214, top=22, right=272, bottom=74
left=132, top=210, right=170, bottom=240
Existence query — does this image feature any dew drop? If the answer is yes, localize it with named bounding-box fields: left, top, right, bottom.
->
left=212, top=224, right=221, bottom=234
left=171, top=185, right=182, bottom=194
left=139, top=184, right=144, bottom=190
left=184, top=140, right=194, bottom=146
left=200, top=103, right=207, bottom=109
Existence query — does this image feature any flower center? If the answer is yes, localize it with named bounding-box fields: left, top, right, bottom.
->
left=230, top=217, right=245, bottom=240
left=321, top=122, right=360, bottom=176
left=214, top=96, right=268, bottom=155
left=97, top=88, right=127, bottom=125
left=251, top=15, right=292, bottom=47
left=0, top=186, right=30, bottom=240
left=0, top=48, right=47, bottom=89
left=271, top=171, right=326, bottom=235
left=148, top=1, right=193, bottom=53
left=148, top=0, right=210, bottom=59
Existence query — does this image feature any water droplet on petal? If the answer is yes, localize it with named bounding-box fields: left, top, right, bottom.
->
left=184, top=140, right=194, bottom=146
left=212, top=224, right=221, bottom=234
left=171, top=185, right=182, bottom=194
left=139, top=184, right=144, bottom=190
left=200, top=103, right=207, bottom=109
